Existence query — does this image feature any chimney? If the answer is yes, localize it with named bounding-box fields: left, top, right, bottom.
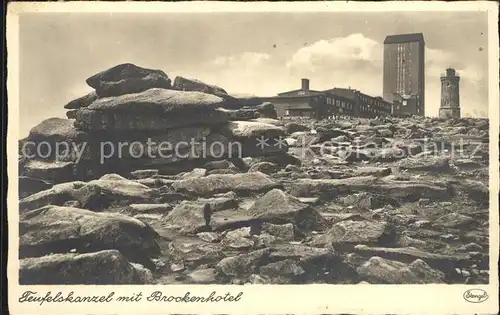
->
left=301, top=78, right=310, bottom=91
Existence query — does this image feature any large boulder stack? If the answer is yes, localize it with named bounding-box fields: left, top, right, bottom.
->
left=19, top=63, right=287, bottom=183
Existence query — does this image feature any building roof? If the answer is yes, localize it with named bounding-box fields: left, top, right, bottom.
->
left=277, top=89, right=324, bottom=97
left=384, top=33, right=425, bottom=44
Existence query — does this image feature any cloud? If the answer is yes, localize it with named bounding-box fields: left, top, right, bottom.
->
left=284, top=33, right=383, bottom=95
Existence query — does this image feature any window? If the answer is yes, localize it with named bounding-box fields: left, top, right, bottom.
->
left=402, top=100, right=407, bottom=106
left=285, top=110, right=290, bottom=115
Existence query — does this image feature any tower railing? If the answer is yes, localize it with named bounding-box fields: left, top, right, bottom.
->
left=440, top=71, right=460, bottom=78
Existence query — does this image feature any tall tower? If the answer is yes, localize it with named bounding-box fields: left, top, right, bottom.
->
left=383, top=33, right=425, bottom=116
left=439, top=68, right=461, bottom=119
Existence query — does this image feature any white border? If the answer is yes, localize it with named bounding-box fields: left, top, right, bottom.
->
left=6, top=2, right=499, bottom=314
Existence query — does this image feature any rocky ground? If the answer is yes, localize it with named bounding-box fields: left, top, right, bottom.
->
left=18, top=64, right=490, bottom=285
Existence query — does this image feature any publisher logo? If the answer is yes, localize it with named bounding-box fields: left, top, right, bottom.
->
left=463, top=289, right=489, bottom=303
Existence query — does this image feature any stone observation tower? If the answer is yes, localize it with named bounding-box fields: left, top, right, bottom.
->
left=439, top=68, right=461, bottom=119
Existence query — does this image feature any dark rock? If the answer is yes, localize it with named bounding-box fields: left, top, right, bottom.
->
left=353, top=245, right=471, bottom=271
left=64, top=91, right=98, bottom=109
left=203, top=160, right=235, bottom=171
left=217, top=107, right=260, bottom=121
left=126, top=203, right=172, bottom=215
left=396, top=156, right=451, bottom=172
left=196, top=196, right=238, bottom=212
left=19, top=176, right=53, bottom=199
left=433, top=213, right=477, bottom=229
left=253, top=102, right=278, bottom=119
left=66, top=110, right=78, bottom=119
left=285, top=122, right=310, bottom=134
left=187, top=268, right=218, bottom=284
left=248, top=161, right=279, bottom=175
left=86, top=63, right=172, bottom=97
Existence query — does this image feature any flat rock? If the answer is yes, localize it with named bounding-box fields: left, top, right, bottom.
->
left=75, top=88, right=228, bottom=131
left=130, top=169, right=159, bottom=179
left=19, top=205, right=161, bottom=262
left=172, top=76, right=233, bottom=100
left=196, top=196, right=238, bottom=212
left=289, top=176, right=450, bottom=202
left=356, top=256, right=445, bottom=284
left=19, top=250, right=153, bottom=284
left=73, top=174, right=154, bottom=210
left=353, top=245, right=471, bottom=270
left=19, top=181, right=87, bottom=212
left=396, top=156, right=451, bottom=172
left=172, top=171, right=281, bottom=197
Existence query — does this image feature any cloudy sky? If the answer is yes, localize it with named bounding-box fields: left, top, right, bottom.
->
left=18, top=11, right=489, bottom=136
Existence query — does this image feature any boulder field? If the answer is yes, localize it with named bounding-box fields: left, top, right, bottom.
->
left=18, top=63, right=490, bottom=285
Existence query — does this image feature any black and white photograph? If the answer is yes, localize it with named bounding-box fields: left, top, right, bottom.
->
left=7, top=1, right=499, bottom=314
